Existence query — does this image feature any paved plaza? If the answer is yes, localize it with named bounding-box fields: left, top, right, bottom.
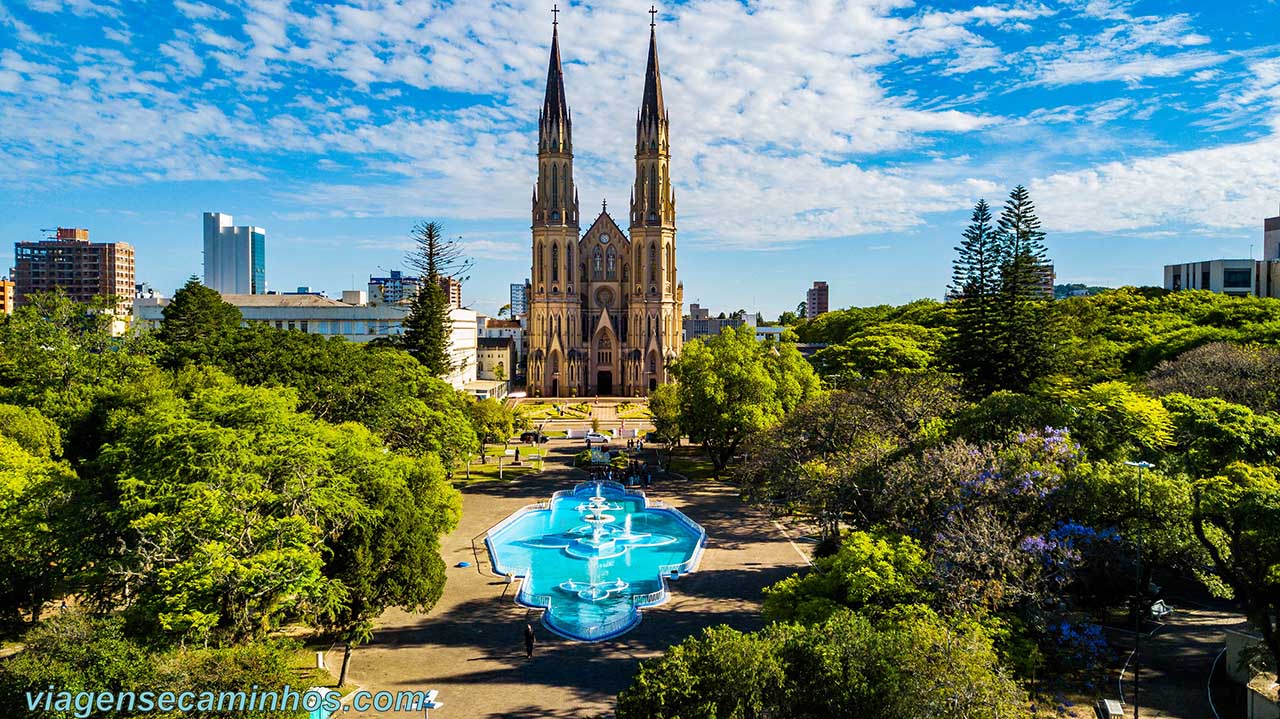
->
left=338, top=444, right=811, bottom=718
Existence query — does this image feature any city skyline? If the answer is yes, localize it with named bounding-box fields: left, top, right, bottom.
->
left=2, top=0, right=1280, bottom=317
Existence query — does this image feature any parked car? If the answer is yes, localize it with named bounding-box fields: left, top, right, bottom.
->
left=520, top=431, right=550, bottom=444
left=584, top=431, right=610, bottom=444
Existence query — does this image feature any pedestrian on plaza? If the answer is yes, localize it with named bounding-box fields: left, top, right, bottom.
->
left=524, top=623, right=536, bottom=659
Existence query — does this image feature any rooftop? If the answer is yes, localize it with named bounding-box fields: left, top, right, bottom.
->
left=478, top=337, right=514, bottom=349
left=222, top=294, right=349, bottom=307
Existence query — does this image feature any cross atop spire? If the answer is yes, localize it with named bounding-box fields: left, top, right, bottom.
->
left=639, top=9, right=665, bottom=127
left=538, top=12, right=571, bottom=156
left=552, top=3, right=559, bottom=26
left=649, top=5, right=657, bottom=27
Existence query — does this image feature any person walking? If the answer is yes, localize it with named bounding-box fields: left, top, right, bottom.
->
left=524, top=623, right=536, bottom=659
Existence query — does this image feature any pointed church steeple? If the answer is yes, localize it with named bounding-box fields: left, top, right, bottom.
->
left=632, top=7, right=673, bottom=228
left=533, top=7, right=577, bottom=228
left=540, top=17, right=571, bottom=154
left=638, top=15, right=665, bottom=133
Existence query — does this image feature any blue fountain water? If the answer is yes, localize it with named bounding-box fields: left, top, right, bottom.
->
left=485, top=481, right=706, bottom=641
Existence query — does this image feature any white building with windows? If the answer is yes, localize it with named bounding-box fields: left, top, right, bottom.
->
left=1164, top=212, right=1280, bottom=298
left=134, top=293, right=410, bottom=342
left=445, top=307, right=478, bottom=390
left=136, top=295, right=481, bottom=390
left=203, top=212, right=266, bottom=295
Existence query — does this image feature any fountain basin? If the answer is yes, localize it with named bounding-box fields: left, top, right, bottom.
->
left=485, top=480, right=706, bottom=642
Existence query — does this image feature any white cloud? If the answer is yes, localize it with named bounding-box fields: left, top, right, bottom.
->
left=159, top=38, right=204, bottom=77
left=173, top=0, right=227, bottom=21
left=1032, top=134, right=1280, bottom=233
left=25, top=0, right=118, bottom=17
left=0, top=0, right=1275, bottom=256
left=1022, top=12, right=1228, bottom=86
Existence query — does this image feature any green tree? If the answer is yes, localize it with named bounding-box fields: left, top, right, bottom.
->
left=946, top=199, right=1004, bottom=394
left=1193, top=463, right=1280, bottom=673
left=320, top=451, right=460, bottom=686
left=812, top=323, right=941, bottom=387
left=0, top=290, right=154, bottom=427
left=156, top=276, right=242, bottom=366
left=666, top=326, right=819, bottom=476
left=992, top=185, right=1054, bottom=392
left=617, top=611, right=1030, bottom=719
left=0, top=613, right=310, bottom=718
left=1059, top=381, right=1173, bottom=461
left=402, top=280, right=453, bottom=377
left=0, top=614, right=159, bottom=718
left=1162, top=394, right=1280, bottom=476
left=0, top=434, right=75, bottom=624
left=467, top=398, right=515, bottom=445
left=739, top=375, right=958, bottom=542
left=212, top=328, right=479, bottom=469
left=401, top=221, right=472, bottom=377
left=762, top=531, right=931, bottom=624
left=97, top=383, right=386, bottom=643
left=0, top=403, right=63, bottom=459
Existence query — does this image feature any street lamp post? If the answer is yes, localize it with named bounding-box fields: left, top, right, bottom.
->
left=1124, top=460, right=1153, bottom=719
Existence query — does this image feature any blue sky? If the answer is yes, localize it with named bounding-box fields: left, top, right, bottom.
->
left=2, top=0, right=1279, bottom=318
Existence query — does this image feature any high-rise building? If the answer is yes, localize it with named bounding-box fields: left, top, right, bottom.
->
left=510, top=281, right=529, bottom=317
left=203, top=212, right=266, bottom=295
left=526, top=12, right=683, bottom=397
left=438, top=276, right=463, bottom=308
left=368, top=270, right=424, bottom=305
left=368, top=270, right=461, bottom=307
left=805, top=281, right=829, bottom=317
left=13, top=228, right=135, bottom=309
left=0, top=278, right=14, bottom=314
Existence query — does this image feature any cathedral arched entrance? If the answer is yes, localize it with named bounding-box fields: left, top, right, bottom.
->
left=551, top=378, right=559, bottom=396
left=596, top=371, right=613, bottom=396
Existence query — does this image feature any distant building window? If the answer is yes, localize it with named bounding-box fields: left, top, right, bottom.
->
left=1201, top=269, right=1210, bottom=289
left=1224, top=269, right=1251, bottom=287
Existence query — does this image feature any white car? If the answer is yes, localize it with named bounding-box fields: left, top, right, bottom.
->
left=584, top=431, right=611, bottom=444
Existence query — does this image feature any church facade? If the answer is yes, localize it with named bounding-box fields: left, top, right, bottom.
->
left=527, top=16, right=683, bottom=398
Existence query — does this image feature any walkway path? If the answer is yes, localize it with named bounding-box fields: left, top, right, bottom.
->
left=1119, top=584, right=1250, bottom=718
left=342, top=448, right=809, bottom=718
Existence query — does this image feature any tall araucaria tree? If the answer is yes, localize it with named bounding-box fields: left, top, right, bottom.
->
left=994, top=185, right=1054, bottom=392
left=946, top=199, right=1003, bottom=395
left=401, top=221, right=473, bottom=377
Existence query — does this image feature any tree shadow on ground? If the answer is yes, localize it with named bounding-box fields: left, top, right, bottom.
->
left=368, top=565, right=798, bottom=696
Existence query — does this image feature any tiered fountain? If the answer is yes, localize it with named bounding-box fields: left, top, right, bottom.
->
left=485, top=480, right=706, bottom=641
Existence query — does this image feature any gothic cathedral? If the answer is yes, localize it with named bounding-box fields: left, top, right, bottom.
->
left=527, top=14, right=683, bottom=398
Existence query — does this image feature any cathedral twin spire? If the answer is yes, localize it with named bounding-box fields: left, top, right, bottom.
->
left=532, top=6, right=673, bottom=230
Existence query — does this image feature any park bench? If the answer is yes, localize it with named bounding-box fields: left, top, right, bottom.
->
left=1095, top=698, right=1124, bottom=718
left=1150, top=599, right=1174, bottom=620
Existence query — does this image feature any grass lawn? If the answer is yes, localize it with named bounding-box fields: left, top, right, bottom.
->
left=616, top=403, right=652, bottom=420
left=517, top=402, right=589, bottom=420
left=457, top=460, right=539, bottom=483
left=287, top=645, right=348, bottom=690
left=665, top=445, right=720, bottom=482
